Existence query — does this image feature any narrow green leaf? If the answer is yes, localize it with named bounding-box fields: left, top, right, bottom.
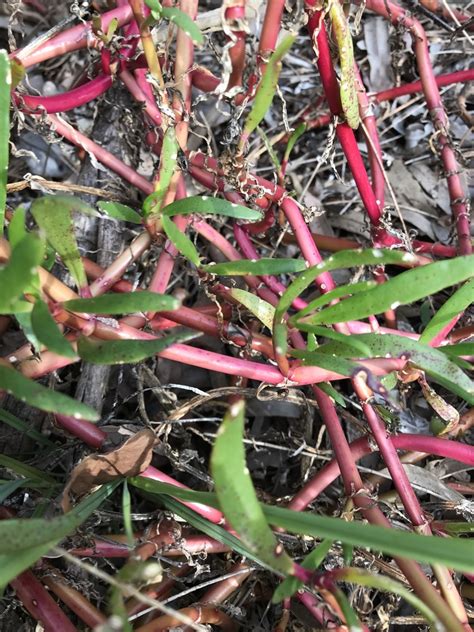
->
left=211, top=400, right=294, bottom=575
left=0, top=481, right=119, bottom=555
left=308, top=256, right=474, bottom=326
left=274, top=249, right=412, bottom=365
left=155, top=494, right=267, bottom=568
left=229, top=288, right=275, bottom=330
left=0, top=234, right=44, bottom=314
left=0, top=454, right=57, bottom=487
left=143, top=127, right=178, bottom=218
left=329, top=1, right=359, bottom=129
left=10, top=57, right=25, bottom=90
left=8, top=206, right=27, bottom=248
left=144, top=0, right=162, bottom=12
left=0, top=409, right=54, bottom=447
left=283, top=123, right=306, bottom=163
left=64, top=291, right=179, bottom=314
left=0, top=365, right=99, bottom=421
left=161, top=195, right=263, bottom=221
left=127, top=481, right=474, bottom=573
left=420, top=278, right=474, bottom=343
left=317, top=334, right=473, bottom=403
left=122, top=481, right=134, bottom=548
left=14, top=310, right=40, bottom=352
left=273, top=539, right=333, bottom=602
left=293, top=325, right=372, bottom=356
left=337, top=568, right=437, bottom=626
left=0, top=542, right=58, bottom=589
left=256, top=126, right=281, bottom=170
left=0, top=482, right=118, bottom=588
left=161, top=6, right=204, bottom=45
left=243, top=35, right=296, bottom=138
left=162, top=214, right=201, bottom=266
left=439, top=342, right=474, bottom=357
left=317, top=382, right=346, bottom=407
left=0, top=479, right=27, bottom=504
left=0, top=50, right=10, bottom=232
left=292, top=280, right=378, bottom=320
left=77, top=329, right=201, bottom=365
left=97, top=201, right=142, bottom=224
left=31, top=195, right=97, bottom=289
left=31, top=299, right=76, bottom=358
left=201, top=258, right=307, bottom=276
left=291, top=349, right=361, bottom=377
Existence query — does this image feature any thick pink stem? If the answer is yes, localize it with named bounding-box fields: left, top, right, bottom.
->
left=15, top=6, right=133, bottom=67
left=290, top=434, right=474, bottom=512
left=17, top=75, right=113, bottom=114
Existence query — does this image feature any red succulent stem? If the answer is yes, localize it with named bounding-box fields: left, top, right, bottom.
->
left=365, top=0, right=472, bottom=255
left=16, top=75, right=113, bottom=114
left=14, top=6, right=133, bottom=68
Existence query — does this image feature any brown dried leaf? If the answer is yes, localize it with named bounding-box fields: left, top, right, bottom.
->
left=62, top=429, right=156, bottom=512
left=419, top=375, right=459, bottom=435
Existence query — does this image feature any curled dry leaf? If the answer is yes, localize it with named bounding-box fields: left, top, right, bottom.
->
left=62, top=429, right=156, bottom=512
left=419, top=375, right=459, bottom=435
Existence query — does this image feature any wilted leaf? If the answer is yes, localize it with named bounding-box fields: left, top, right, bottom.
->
left=64, top=291, right=179, bottom=314
left=211, top=400, right=294, bottom=575
left=62, top=430, right=156, bottom=511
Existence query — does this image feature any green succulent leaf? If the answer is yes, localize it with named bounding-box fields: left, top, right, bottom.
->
left=77, top=329, right=201, bottom=365
left=31, top=299, right=76, bottom=358
left=31, top=195, right=98, bottom=289
left=211, top=400, right=294, bottom=575
left=0, top=234, right=44, bottom=314
left=64, top=291, right=179, bottom=314
left=0, top=365, right=99, bottom=421
left=97, top=201, right=142, bottom=224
